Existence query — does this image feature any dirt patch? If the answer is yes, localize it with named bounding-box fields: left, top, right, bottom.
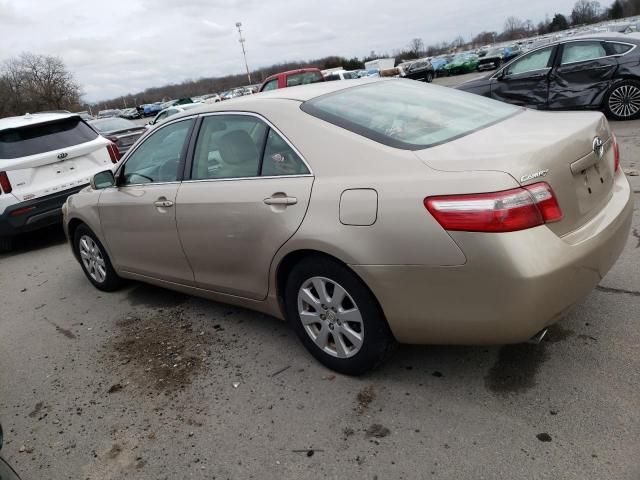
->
left=106, top=444, right=122, bottom=459
left=366, top=424, right=390, bottom=438
left=103, top=308, right=219, bottom=392
left=356, top=385, right=375, bottom=414
left=28, top=401, right=43, bottom=418
left=545, top=324, right=575, bottom=343
left=44, top=318, right=76, bottom=339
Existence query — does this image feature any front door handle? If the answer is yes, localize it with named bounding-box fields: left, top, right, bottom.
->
left=154, top=199, right=174, bottom=208
left=264, top=196, right=297, bottom=206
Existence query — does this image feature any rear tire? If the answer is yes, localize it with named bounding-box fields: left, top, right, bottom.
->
left=603, top=80, right=640, bottom=121
left=74, top=224, right=122, bottom=291
left=425, top=71, right=434, bottom=83
left=284, top=255, right=395, bottom=376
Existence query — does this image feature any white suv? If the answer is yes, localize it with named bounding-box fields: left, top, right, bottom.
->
left=0, top=113, right=120, bottom=251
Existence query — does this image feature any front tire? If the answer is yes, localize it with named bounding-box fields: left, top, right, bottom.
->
left=74, top=225, right=122, bottom=291
left=604, top=80, right=640, bottom=121
left=425, top=71, right=434, bottom=83
left=284, top=256, right=395, bottom=375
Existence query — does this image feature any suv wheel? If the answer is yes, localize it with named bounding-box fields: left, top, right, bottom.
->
left=284, top=256, right=395, bottom=375
left=0, top=236, right=12, bottom=253
left=74, top=225, right=122, bottom=291
left=604, top=80, right=640, bottom=120
left=425, top=71, right=434, bottom=83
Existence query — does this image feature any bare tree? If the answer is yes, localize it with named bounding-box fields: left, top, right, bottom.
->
left=408, top=38, right=424, bottom=58
left=0, top=53, right=81, bottom=116
left=571, top=0, right=602, bottom=25
left=504, top=16, right=524, bottom=35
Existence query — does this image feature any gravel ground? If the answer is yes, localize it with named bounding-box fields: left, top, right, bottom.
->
left=0, top=80, right=639, bottom=479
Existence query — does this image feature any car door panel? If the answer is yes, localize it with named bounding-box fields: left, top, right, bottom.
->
left=99, top=184, right=195, bottom=284
left=491, top=70, right=550, bottom=108
left=98, top=118, right=196, bottom=284
left=548, top=42, right=617, bottom=109
left=176, top=177, right=313, bottom=299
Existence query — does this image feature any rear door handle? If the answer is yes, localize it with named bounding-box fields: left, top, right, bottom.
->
left=264, top=196, right=297, bottom=206
left=154, top=199, right=174, bottom=208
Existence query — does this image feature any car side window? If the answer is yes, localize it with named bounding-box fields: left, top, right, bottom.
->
left=261, top=129, right=309, bottom=176
left=608, top=42, right=633, bottom=55
left=191, top=115, right=268, bottom=180
left=120, top=119, right=194, bottom=185
left=262, top=79, right=278, bottom=91
left=505, top=46, right=554, bottom=76
left=561, top=41, right=607, bottom=64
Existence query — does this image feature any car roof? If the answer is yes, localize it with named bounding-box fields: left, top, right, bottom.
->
left=0, top=112, right=80, bottom=131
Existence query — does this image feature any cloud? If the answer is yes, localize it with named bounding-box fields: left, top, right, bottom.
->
left=1, top=0, right=580, bottom=102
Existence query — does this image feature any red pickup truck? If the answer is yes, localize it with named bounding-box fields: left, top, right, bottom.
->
left=259, top=68, right=324, bottom=92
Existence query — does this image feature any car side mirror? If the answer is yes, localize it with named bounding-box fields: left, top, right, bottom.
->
left=91, top=170, right=116, bottom=190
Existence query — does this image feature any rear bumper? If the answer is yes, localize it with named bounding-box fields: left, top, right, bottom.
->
left=0, top=185, right=87, bottom=237
left=352, top=172, right=633, bottom=345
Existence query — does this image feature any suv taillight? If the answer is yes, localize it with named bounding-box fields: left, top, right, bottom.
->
left=0, top=172, right=12, bottom=194
left=424, top=182, right=563, bottom=233
left=106, top=143, right=121, bottom=163
left=612, top=133, right=620, bottom=173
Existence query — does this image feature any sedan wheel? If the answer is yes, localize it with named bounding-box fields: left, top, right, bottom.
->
left=74, top=225, right=122, bottom=291
left=285, top=256, right=395, bottom=375
left=297, top=277, right=364, bottom=358
left=605, top=81, right=640, bottom=120
left=425, top=72, right=434, bottom=83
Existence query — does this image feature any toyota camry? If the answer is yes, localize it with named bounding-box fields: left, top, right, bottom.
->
left=63, top=79, right=632, bottom=375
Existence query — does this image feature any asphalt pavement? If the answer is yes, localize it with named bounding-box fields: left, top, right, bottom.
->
left=0, top=77, right=639, bottom=479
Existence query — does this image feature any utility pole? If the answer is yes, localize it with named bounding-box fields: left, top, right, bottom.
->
left=235, top=22, right=252, bottom=85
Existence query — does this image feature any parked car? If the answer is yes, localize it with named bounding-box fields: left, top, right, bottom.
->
left=324, top=71, right=360, bottom=81
left=64, top=79, right=631, bottom=375
left=0, top=112, right=121, bottom=251
left=430, top=55, right=452, bottom=74
left=141, top=104, right=163, bottom=117
left=457, top=34, right=640, bottom=120
left=356, top=68, right=381, bottom=78
left=203, top=94, right=222, bottom=104
left=443, top=53, right=480, bottom=75
left=0, top=424, right=21, bottom=480
left=89, top=117, right=146, bottom=154
left=146, top=103, right=203, bottom=128
left=118, top=108, right=141, bottom=120
left=260, top=68, right=324, bottom=92
left=477, top=46, right=522, bottom=71
left=97, top=109, right=120, bottom=119
left=403, top=59, right=435, bottom=82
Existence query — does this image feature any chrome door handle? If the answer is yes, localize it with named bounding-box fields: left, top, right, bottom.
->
left=154, top=200, right=174, bottom=208
left=264, top=196, right=297, bottom=206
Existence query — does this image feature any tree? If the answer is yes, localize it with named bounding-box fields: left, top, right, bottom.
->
left=408, top=38, right=424, bottom=58
left=570, top=0, right=602, bottom=25
left=549, top=13, right=570, bottom=31
left=621, top=0, right=640, bottom=16
left=503, top=16, right=524, bottom=37
left=0, top=53, right=81, bottom=116
left=608, top=0, right=624, bottom=17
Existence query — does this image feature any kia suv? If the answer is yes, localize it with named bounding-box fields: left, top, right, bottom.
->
left=0, top=113, right=120, bottom=251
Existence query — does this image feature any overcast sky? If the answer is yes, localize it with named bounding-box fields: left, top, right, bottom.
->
left=1, top=0, right=580, bottom=102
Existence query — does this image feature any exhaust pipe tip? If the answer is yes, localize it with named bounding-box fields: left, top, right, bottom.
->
left=527, top=328, right=548, bottom=345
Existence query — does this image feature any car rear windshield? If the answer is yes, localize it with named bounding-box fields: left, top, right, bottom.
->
left=0, top=116, right=98, bottom=159
left=300, top=80, right=520, bottom=150
left=286, top=71, right=323, bottom=87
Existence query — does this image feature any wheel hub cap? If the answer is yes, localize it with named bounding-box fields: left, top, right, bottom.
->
left=297, top=276, right=364, bottom=359
left=609, top=84, right=640, bottom=118
left=79, top=235, right=107, bottom=283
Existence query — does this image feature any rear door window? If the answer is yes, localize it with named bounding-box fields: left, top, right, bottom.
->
left=261, top=129, right=309, bottom=176
left=0, top=116, right=98, bottom=159
left=561, top=41, right=607, bottom=64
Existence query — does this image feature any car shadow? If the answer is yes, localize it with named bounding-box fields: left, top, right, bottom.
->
left=0, top=225, right=67, bottom=258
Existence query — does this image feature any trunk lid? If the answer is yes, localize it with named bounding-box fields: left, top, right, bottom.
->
left=414, top=110, right=615, bottom=236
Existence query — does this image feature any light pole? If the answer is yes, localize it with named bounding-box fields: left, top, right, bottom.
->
left=236, top=22, right=252, bottom=85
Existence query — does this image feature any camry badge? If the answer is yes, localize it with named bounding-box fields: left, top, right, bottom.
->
left=592, top=136, right=604, bottom=159
left=520, top=169, right=549, bottom=183
left=57, top=152, right=68, bottom=160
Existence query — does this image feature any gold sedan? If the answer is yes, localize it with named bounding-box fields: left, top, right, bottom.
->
left=63, top=79, right=632, bottom=375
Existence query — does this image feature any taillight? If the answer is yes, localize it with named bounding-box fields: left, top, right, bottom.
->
left=424, top=182, right=563, bottom=233
left=106, top=143, right=121, bottom=163
left=612, top=133, right=620, bottom=173
left=0, top=171, right=12, bottom=194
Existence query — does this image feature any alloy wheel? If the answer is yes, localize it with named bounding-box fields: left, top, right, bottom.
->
left=297, top=276, right=364, bottom=359
left=608, top=84, right=640, bottom=118
left=79, top=235, right=107, bottom=283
